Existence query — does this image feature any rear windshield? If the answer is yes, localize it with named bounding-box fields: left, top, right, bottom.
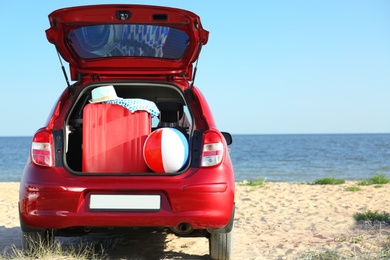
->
left=68, top=24, right=190, bottom=59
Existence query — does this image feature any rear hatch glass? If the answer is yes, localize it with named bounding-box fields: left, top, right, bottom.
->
left=68, top=24, right=189, bottom=60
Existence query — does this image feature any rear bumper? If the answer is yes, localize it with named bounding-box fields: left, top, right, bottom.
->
left=19, top=166, right=235, bottom=231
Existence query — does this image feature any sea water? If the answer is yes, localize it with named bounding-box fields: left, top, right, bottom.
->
left=1, top=134, right=389, bottom=182
left=0, top=136, right=31, bottom=182
left=231, top=134, right=390, bottom=182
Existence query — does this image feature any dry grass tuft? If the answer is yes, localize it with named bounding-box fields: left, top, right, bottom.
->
left=1, top=239, right=107, bottom=260
left=296, top=222, right=390, bottom=260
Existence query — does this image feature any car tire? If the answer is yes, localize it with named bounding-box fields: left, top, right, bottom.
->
left=22, top=230, right=54, bottom=253
left=209, top=227, right=233, bottom=260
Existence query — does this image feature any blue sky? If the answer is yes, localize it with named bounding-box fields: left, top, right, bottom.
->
left=0, top=1, right=389, bottom=136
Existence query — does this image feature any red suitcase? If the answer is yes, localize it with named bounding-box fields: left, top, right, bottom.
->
left=82, top=103, right=151, bottom=173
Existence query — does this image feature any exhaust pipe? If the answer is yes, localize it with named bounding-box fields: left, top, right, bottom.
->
left=171, top=222, right=193, bottom=235
left=84, top=227, right=91, bottom=233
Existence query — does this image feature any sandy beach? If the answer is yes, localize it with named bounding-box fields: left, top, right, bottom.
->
left=1, top=181, right=390, bottom=259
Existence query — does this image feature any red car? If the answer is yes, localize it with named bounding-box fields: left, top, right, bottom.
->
left=19, top=4, right=235, bottom=259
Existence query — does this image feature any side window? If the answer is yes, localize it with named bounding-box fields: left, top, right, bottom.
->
left=152, top=116, right=160, bottom=128
left=182, top=106, right=192, bottom=128
left=151, top=104, right=192, bottom=129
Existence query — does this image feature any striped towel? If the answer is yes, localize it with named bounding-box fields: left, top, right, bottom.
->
left=104, top=98, right=160, bottom=117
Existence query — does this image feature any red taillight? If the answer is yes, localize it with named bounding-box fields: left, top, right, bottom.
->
left=31, top=129, right=54, bottom=167
left=201, top=130, right=224, bottom=167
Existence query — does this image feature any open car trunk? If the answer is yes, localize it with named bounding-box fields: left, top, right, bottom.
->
left=65, top=83, right=193, bottom=175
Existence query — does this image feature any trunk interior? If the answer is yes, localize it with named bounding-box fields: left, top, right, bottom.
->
left=64, top=83, right=193, bottom=174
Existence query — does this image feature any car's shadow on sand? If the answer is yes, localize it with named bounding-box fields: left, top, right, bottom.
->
left=59, top=228, right=210, bottom=259
left=0, top=226, right=23, bottom=252
left=1, top=226, right=210, bottom=259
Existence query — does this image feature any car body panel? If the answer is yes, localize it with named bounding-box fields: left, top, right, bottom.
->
left=20, top=155, right=235, bottom=230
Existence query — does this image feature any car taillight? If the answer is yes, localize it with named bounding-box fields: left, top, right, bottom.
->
left=201, top=130, right=224, bottom=167
left=31, top=129, right=54, bottom=167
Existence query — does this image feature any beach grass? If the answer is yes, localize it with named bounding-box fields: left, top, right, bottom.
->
left=345, top=185, right=362, bottom=192
left=1, top=240, right=106, bottom=260
left=357, top=173, right=390, bottom=186
left=296, top=248, right=390, bottom=260
left=299, top=174, right=390, bottom=259
left=296, top=222, right=390, bottom=260
left=312, top=176, right=346, bottom=185
left=353, top=210, right=390, bottom=223
left=238, top=177, right=267, bottom=187
left=310, top=173, right=390, bottom=190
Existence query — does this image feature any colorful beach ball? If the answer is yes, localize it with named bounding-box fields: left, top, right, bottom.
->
left=143, top=128, right=189, bottom=173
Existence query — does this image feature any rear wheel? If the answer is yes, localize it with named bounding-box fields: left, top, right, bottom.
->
left=22, top=230, right=55, bottom=253
left=209, top=227, right=233, bottom=260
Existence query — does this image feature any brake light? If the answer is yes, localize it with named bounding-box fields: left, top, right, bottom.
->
left=31, top=129, right=54, bottom=167
left=201, top=130, right=224, bottom=167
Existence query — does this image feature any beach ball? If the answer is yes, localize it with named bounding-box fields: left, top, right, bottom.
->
left=143, top=128, right=189, bottom=173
